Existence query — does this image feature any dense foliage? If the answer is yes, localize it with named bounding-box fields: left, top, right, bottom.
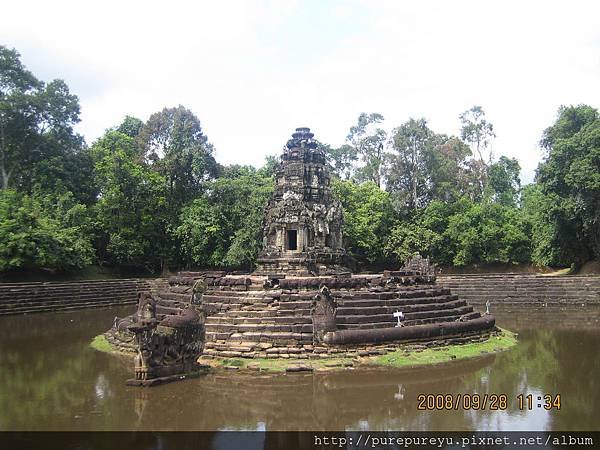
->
left=1, top=45, right=598, bottom=274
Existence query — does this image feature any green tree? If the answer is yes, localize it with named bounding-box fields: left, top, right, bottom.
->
left=425, top=137, right=472, bottom=202
left=0, top=189, right=94, bottom=271
left=0, top=46, right=86, bottom=198
left=459, top=106, right=496, bottom=198
left=386, top=118, right=431, bottom=210
left=534, top=104, right=600, bottom=265
left=386, top=119, right=473, bottom=210
left=324, top=143, right=358, bottom=180
left=92, top=131, right=171, bottom=271
left=459, top=105, right=496, bottom=164
left=386, top=118, right=435, bottom=210
left=331, top=179, right=395, bottom=267
left=488, top=156, right=521, bottom=205
left=174, top=169, right=273, bottom=269
left=384, top=222, right=442, bottom=265
left=384, top=198, right=471, bottom=265
left=137, top=105, right=218, bottom=207
left=346, top=113, right=387, bottom=187
left=257, top=154, right=279, bottom=178
left=116, top=115, right=143, bottom=138
left=520, top=183, right=560, bottom=266
left=445, top=199, right=531, bottom=266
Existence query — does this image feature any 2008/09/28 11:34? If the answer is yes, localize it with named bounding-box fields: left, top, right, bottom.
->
left=416, top=393, right=561, bottom=410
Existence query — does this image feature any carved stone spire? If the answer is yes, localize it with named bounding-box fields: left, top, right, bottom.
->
left=254, top=128, right=349, bottom=276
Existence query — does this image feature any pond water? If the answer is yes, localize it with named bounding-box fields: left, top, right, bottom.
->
left=0, top=304, right=599, bottom=431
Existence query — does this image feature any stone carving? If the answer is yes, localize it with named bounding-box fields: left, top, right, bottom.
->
left=311, top=285, right=337, bottom=344
left=402, top=254, right=436, bottom=279
left=255, top=127, right=349, bottom=275
left=126, top=292, right=205, bottom=386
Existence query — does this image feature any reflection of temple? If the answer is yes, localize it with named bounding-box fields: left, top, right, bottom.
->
left=128, top=354, right=495, bottom=431
left=254, top=127, right=349, bottom=276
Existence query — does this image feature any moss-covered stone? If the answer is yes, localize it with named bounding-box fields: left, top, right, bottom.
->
left=90, top=334, right=115, bottom=353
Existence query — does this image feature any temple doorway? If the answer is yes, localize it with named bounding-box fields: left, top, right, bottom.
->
left=287, top=229, right=298, bottom=251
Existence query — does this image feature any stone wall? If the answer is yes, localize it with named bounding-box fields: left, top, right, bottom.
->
left=0, top=279, right=153, bottom=315
left=3, top=274, right=598, bottom=317
left=438, top=274, right=600, bottom=306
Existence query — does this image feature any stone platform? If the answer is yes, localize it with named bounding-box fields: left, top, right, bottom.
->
left=106, top=270, right=496, bottom=359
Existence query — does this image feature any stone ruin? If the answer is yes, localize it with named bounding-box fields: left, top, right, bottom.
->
left=105, top=128, right=495, bottom=384
left=108, top=289, right=206, bottom=386
left=254, top=127, right=349, bottom=276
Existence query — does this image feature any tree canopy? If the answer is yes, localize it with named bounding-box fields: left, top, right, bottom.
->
left=1, top=45, right=598, bottom=274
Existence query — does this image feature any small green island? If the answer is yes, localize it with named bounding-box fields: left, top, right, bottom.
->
left=92, top=328, right=517, bottom=375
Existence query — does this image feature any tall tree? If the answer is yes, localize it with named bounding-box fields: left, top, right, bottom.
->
left=459, top=106, right=496, bottom=197
left=0, top=46, right=84, bottom=195
left=174, top=168, right=273, bottom=269
left=459, top=105, right=496, bottom=163
left=445, top=199, right=531, bottom=266
left=386, top=118, right=434, bottom=210
left=116, top=115, right=143, bottom=138
left=137, top=106, right=218, bottom=206
left=386, top=119, right=472, bottom=210
left=346, top=113, right=387, bottom=187
left=535, top=104, right=600, bottom=265
left=425, top=136, right=472, bottom=202
left=331, top=179, right=395, bottom=267
left=92, top=130, right=171, bottom=271
left=488, top=156, right=521, bottom=205
left=323, top=143, right=358, bottom=180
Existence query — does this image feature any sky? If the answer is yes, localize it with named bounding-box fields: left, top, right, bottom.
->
left=1, top=0, right=599, bottom=184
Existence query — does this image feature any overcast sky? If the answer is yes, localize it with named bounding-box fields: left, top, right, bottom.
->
left=2, top=0, right=599, bottom=183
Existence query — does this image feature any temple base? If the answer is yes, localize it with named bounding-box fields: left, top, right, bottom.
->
left=254, top=250, right=351, bottom=276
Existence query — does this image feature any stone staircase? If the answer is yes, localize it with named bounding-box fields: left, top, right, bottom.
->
left=438, top=274, right=600, bottom=306
left=197, top=279, right=487, bottom=358
left=0, top=279, right=151, bottom=315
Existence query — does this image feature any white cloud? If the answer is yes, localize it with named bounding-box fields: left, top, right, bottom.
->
left=1, top=0, right=598, bottom=183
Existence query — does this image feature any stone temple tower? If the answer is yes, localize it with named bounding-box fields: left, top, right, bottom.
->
left=254, top=128, right=350, bottom=276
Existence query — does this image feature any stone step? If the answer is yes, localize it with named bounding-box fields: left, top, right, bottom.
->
left=440, top=283, right=600, bottom=290
left=336, top=305, right=474, bottom=324
left=448, top=294, right=599, bottom=301
left=205, top=330, right=313, bottom=343
left=334, top=294, right=460, bottom=308
left=155, top=291, right=193, bottom=302
left=0, top=286, right=139, bottom=299
left=0, top=300, right=137, bottom=315
left=338, top=311, right=481, bottom=330
left=0, top=278, right=146, bottom=288
left=205, top=323, right=313, bottom=334
left=202, top=295, right=275, bottom=305
left=0, top=292, right=138, bottom=308
left=335, top=299, right=467, bottom=316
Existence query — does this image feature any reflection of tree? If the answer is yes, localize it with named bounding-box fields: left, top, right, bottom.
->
left=176, top=357, right=495, bottom=431
left=0, top=308, right=135, bottom=430
left=549, top=330, right=600, bottom=430
left=457, top=329, right=559, bottom=430
left=1, top=307, right=599, bottom=431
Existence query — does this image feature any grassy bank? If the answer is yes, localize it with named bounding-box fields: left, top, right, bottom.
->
left=372, top=329, right=517, bottom=368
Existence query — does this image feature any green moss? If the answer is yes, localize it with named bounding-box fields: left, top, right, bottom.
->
left=89, top=334, right=115, bottom=353
left=205, top=329, right=518, bottom=372
left=372, top=329, right=518, bottom=368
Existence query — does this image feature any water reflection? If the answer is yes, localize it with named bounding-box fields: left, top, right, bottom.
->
left=0, top=305, right=599, bottom=431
